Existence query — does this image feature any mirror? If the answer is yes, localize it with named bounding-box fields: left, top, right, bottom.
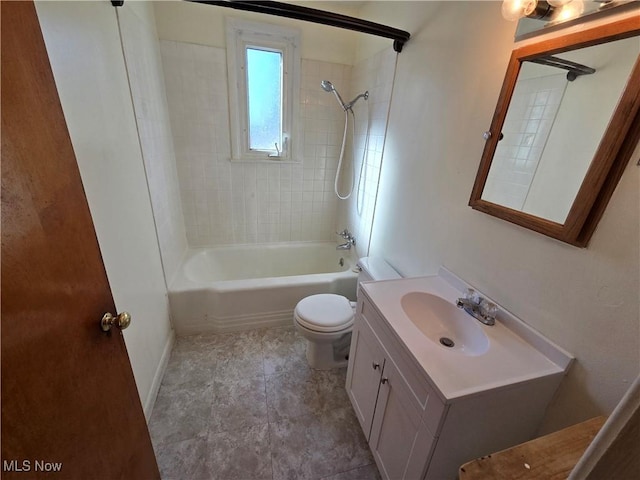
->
left=470, top=15, right=640, bottom=247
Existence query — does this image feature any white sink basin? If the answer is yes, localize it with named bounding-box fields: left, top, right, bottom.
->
left=400, top=291, right=489, bottom=356
left=360, top=273, right=573, bottom=400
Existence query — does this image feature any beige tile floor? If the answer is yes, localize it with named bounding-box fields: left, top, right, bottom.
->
left=149, top=326, right=381, bottom=480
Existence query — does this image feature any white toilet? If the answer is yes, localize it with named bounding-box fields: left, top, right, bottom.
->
left=293, top=257, right=400, bottom=369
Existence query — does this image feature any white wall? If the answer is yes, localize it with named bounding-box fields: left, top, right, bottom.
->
left=35, top=0, right=174, bottom=419
left=362, top=1, right=639, bottom=434
left=153, top=0, right=359, bottom=65
left=118, top=1, right=188, bottom=283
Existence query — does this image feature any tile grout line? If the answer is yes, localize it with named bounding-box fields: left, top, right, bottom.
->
left=260, top=331, right=276, bottom=480
left=316, top=462, right=379, bottom=480
left=205, top=350, right=217, bottom=478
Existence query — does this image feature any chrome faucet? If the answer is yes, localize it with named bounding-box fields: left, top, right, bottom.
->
left=336, top=229, right=356, bottom=250
left=456, top=289, right=497, bottom=326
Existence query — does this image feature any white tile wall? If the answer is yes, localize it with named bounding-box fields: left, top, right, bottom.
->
left=482, top=73, right=567, bottom=211
left=160, top=40, right=351, bottom=246
left=338, top=47, right=398, bottom=257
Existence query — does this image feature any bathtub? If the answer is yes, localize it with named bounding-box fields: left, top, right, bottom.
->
left=168, top=242, right=358, bottom=335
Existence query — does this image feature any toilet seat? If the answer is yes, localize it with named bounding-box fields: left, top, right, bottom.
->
left=294, top=294, right=354, bottom=333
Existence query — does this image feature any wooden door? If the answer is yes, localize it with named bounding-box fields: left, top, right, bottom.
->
left=1, top=2, right=160, bottom=478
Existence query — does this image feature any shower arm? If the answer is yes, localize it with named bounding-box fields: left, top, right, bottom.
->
left=344, top=91, right=370, bottom=111
left=322, top=80, right=368, bottom=112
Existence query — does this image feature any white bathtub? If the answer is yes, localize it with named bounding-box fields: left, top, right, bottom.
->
left=169, top=242, right=358, bottom=335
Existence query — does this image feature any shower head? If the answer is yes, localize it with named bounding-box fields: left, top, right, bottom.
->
left=321, top=79, right=347, bottom=110
left=320, top=80, right=335, bottom=93
left=321, top=79, right=368, bottom=112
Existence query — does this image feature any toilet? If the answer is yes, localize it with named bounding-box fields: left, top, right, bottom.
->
left=293, top=257, right=401, bottom=369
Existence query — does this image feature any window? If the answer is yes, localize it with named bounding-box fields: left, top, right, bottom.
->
left=246, top=47, right=282, bottom=151
left=226, top=19, right=301, bottom=162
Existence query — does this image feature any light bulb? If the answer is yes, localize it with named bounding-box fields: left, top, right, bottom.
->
left=547, top=0, right=572, bottom=6
left=552, top=0, right=585, bottom=21
left=501, top=0, right=539, bottom=21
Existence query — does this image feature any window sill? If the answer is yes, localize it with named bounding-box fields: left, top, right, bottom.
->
left=229, top=157, right=302, bottom=164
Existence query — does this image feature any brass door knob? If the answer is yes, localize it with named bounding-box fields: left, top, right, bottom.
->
left=101, top=311, right=131, bottom=332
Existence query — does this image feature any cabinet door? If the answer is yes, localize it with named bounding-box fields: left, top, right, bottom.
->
left=346, top=317, right=385, bottom=438
left=369, top=359, right=433, bottom=480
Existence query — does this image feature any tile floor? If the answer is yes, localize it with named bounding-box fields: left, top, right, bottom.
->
left=149, top=326, right=381, bottom=480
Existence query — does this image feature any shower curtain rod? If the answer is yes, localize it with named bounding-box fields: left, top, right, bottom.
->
left=186, top=0, right=411, bottom=52
left=528, top=55, right=596, bottom=81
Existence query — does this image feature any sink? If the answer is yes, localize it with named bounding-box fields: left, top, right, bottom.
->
left=400, top=292, right=489, bottom=356
left=360, top=273, right=574, bottom=400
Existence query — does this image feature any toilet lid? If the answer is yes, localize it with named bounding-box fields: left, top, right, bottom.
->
left=295, top=294, right=354, bottom=333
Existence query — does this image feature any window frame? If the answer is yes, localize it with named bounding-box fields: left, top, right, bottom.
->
left=226, top=18, right=301, bottom=162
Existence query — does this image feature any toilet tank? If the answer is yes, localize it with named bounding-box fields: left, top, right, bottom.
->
left=357, top=257, right=401, bottom=283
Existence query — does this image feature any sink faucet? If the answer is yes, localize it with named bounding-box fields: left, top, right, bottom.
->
left=456, top=289, right=497, bottom=326
left=336, top=229, right=356, bottom=250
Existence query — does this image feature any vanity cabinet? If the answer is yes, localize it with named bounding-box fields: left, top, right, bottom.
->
left=368, top=355, right=436, bottom=480
left=346, top=283, right=569, bottom=480
left=347, top=295, right=446, bottom=480
left=346, top=312, right=386, bottom=437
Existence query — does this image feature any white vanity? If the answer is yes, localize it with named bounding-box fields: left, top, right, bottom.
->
left=346, top=270, right=573, bottom=480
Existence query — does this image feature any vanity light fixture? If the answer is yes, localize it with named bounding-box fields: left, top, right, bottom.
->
left=550, top=0, right=586, bottom=22
left=501, top=0, right=539, bottom=21
left=501, top=0, right=555, bottom=21
left=501, top=0, right=590, bottom=22
left=501, top=0, right=587, bottom=21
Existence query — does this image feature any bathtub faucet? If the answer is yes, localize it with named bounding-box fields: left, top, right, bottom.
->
left=336, top=229, right=356, bottom=250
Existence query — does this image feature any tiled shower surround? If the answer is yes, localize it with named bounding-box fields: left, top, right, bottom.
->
left=160, top=40, right=353, bottom=246
left=338, top=48, right=397, bottom=258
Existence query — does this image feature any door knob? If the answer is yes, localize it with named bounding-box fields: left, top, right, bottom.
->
left=372, top=362, right=380, bottom=370
left=482, top=131, right=504, bottom=141
left=381, top=377, right=389, bottom=384
left=101, top=311, right=131, bottom=332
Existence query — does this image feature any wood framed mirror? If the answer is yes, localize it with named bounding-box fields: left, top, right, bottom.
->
left=470, top=15, right=640, bottom=247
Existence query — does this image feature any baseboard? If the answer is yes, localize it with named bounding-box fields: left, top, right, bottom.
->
left=143, top=329, right=175, bottom=421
